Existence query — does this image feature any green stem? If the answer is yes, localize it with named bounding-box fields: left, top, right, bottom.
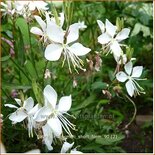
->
left=123, top=95, right=137, bottom=129
left=27, top=22, right=39, bottom=79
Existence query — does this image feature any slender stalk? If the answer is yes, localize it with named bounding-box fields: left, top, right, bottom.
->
left=27, top=22, right=39, bottom=79
left=123, top=95, right=137, bottom=129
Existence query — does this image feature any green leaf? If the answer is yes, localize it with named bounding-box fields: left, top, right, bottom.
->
left=16, top=18, right=30, bottom=45
left=71, top=95, right=96, bottom=111
left=91, top=81, right=108, bottom=90
left=95, top=134, right=125, bottom=145
left=131, top=23, right=151, bottom=37
left=24, top=60, right=37, bottom=79
left=0, top=55, right=10, bottom=62
left=32, top=79, right=44, bottom=105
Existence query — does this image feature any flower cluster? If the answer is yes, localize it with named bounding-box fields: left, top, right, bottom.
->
left=31, top=12, right=91, bottom=73
left=97, top=19, right=146, bottom=97
left=5, top=85, right=76, bottom=151
left=1, top=1, right=48, bottom=18
left=3, top=1, right=147, bottom=153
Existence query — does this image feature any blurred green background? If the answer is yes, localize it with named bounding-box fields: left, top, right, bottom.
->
left=1, top=1, right=153, bottom=153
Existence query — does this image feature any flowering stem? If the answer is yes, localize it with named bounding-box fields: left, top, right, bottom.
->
left=123, top=95, right=137, bottom=129
left=27, top=22, right=39, bottom=79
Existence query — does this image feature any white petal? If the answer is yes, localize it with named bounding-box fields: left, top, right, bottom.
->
left=125, top=80, right=134, bottom=97
left=9, top=109, right=27, bottom=122
left=43, top=85, right=57, bottom=109
left=116, top=28, right=130, bottom=42
left=60, top=141, right=74, bottom=153
left=57, top=95, right=72, bottom=113
left=105, top=19, right=116, bottom=37
left=68, top=43, right=91, bottom=56
left=30, top=27, right=43, bottom=36
left=59, top=12, right=64, bottom=27
left=124, top=61, right=133, bottom=75
left=110, top=41, right=122, bottom=57
left=97, top=20, right=105, bottom=33
left=71, top=149, right=83, bottom=154
left=98, top=33, right=111, bottom=44
left=34, top=15, right=46, bottom=31
left=23, top=97, right=34, bottom=112
left=15, top=98, right=21, bottom=106
left=44, top=43, right=63, bottom=61
left=47, top=117, right=62, bottom=137
left=28, top=2, right=36, bottom=11
left=25, top=149, right=40, bottom=153
left=116, top=71, right=128, bottom=82
left=67, top=23, right=79, bottom=44
left=47, top=23, right=64, bottom=43
left=131, top=66, right=143, bottom=78
left=33, top=106, right=52, bottom=122
left=42, top=123, right=53, bottom=151
left=4, top=104, right=18, bottom=109
left=28, top=104, right=41, bottom=115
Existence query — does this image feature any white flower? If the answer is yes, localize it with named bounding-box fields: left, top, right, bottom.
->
left=60, top=141, right=74, bottom=153
left=1, top=1, right=15, bottom=16
left=70, top=149, right=83, bottom=154
left=60, top=141, right=83, bottom=154
left=15, top=1, right=48, bottom=12
left=1, top=1, right=48, bottom=17
left=31, top=12, right=64, bottom=42
left=45, top=22, right=91, bottom=72
left=78, top=21, right=87, bottom=30
left=5, top=97, right=41, bottom=137
left=116, top=61, right=145, bottom=97
left=34, top=85, right=75, bottom=138
left=97, top=19, right=130, bottom=58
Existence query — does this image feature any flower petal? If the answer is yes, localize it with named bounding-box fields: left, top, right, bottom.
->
left=30, top=27, right=43, bottom=36
left=28, top=104, right=41, bottom=115
left=43, top=85, right=57, bottom=109
left=60, top=141, right=74, bottom=153
left=15, top=98, right=21, bottom=106
left=125, top=80, right=135, bottom=97
left=68, top=43, right=91, bottom=56
left=33, top=106, right=52, bottom=122
left=44, top=43, right=63, bottom=61
left=105, top=19, right=116, bottom=37
left=47, top=23, right=64, bottom=43
left=70, top=149, right=83, bottom=154
left=34, top=15, right=46, bottom=31
left=25, top=149, right=41, bottom=153
left=67, top=23, right=79, bottom=44
left=9, top=109, right=27, bottom=122
left=47, top=117, right=62, bottom=137
left=98, top=33, right=111, bottom=44
left=97, top=20, right=105, bottom=33
left=116, top=28, right=130, bottom=42
left=131, top=66, right=143, bottom=78
left=110, top=41, right=122, bottom=57
left=42, top=123, right=53, bottom=151
left=116, top=71, right=128, bottom=82
left=4, top=104, right=18, bottom=109
left=23, top=97, right=34, bottom=112
left=124, top=61, right=133, bottom=76
left=57, top=95, right=72, bottom=113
